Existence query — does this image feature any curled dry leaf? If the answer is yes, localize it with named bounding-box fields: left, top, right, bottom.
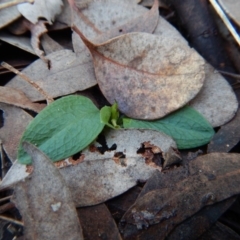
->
left=41, top=34, right=64, bottom=55
left=6, top=49, right=97, bottom=101
left=77, top=31, right=205, bottom=119
left=0, top=1, right=21, bottom=29
left=0, top=86, right=45, bottom=113
left=153, top=16, right=238, bottom=126
left=0, top=103, right=32, bottom=162
left=17, top=0, right=63, bottom=24
left=12, top=142, right=84, bottom=240
left=120, top=152, right=240, bottom=239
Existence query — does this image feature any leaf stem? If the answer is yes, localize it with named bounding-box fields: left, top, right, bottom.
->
left=0, top=0, right=34, bottom=10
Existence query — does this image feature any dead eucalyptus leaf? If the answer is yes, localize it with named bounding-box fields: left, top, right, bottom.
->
left=0, top=103, right=32, bottom=162
left=0, top=31, right=35, bottom=55
left=153, top=17, right=238, bottom=127
left=12, top=142, right=83, bottom=240
left=41, top=33, right=64, bottom=55
left=120, top=152, right=240, bottom=239
left=72, top=0, right=147, bottom=41
left=6, top=49, right=97, bottom=101
left=0, top=86, right=45, bottom=113
left=0, top=1, right=21, bottom=29
left=72, top=0, right=159, bottom=45
left=17, top=0, right=63, bottom=24
left=208, top=109, right=240, bottom=153
left=77, top=31, right=205, bottom=119
left=61, top=129, right=176, bottom=206
left=218, top=0, right=240, bottom=27
left=77, top=204, right=122, bottom=240
left=1, top=129, right=176, bottom=206
left=189, top=64, right=238, bottom=127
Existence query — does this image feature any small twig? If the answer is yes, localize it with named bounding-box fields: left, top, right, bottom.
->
left=0, top=140, right=6, bottom=179
left=216, top=70, right=240, bottom=79
left=0, top=0, right=34, bottom=10
left=1, top=62, right=54, bottom=105
left=0, top=195, right=12, bottom=203
left=0, top=215, right=24, bottom=226
left=209, top=0, right=240, bottom=47
left=0, top=202, right=15, bottom=214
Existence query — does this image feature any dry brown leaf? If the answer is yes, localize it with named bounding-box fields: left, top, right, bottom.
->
left=17, top=0, right=63, bottom=24
left=0, top=31, right=35, bottom=55
left=6, top=49, right=97, bottom=101
left=0, top=103, right=32, bottom=162
left=12, top=142, right=84, bottom=240
left=120, top=152, right=240, bottom=239
left=153, top=16, right=238, bottom=126
left=189, top=64, right=238, bottom=127
left=0, top=0, right=21, bottom=29
left=72, top=0, right=147, bottom=41
left=72, top=0, right=159, bottom=44
left=218, top=0, right=240, bottom=27
left=41, top=33, right=64, bottom=55
left=1, top=129, right=176, bottom=206
left=76, top=31, right=205, bottom=119
left=77, top=204, right=122, bottom=240
left=0, top=86, right=45, bottom=113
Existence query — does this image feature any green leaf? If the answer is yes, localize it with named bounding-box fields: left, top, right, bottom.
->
left=123, top=106, right=215, bottom=149
left=18, top=95, right=105, bottom=164
left=100, top=106, right=112, bottom=124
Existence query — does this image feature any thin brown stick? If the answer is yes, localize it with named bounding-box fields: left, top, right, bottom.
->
left=0, top=0, right=34, bottom=10
left=0, top=195, right=12, bottom=203
left=0, top=215, right=24, bottom=226
left=217, top=70, right=240, bottom=79
left=0, top=202, right=15, bottom=214
left=1, top=62, right=54, bottom=104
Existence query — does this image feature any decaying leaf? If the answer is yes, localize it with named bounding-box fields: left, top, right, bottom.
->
left=208, top=109, right=240, bottom=153
left=71, top=0, right=159, bottom=45
left=189, top=64, right=238, bottom=127
left=120, top=152, right=240, bottom=239
left=12, top=142, right=84, bottom=240
left=76, top=31, right=205, bottom=119
left=0, top=103, right=32, bottom=162
left=41, top=33, right=64, bottom=55
left=6, top=49, right=97, bottom=101
left=153, top=17, right=238, bottom=127
left=0, top=1, right=21, bottom=29
left=0, top=86, right=45, bottom=113
left=0, top=31, right=35, bottom=55
left=17, top=0, right=63, bottom=24
left=77, top=204, right=122, bottom=240
left=218, top=0, right=240, bottom=27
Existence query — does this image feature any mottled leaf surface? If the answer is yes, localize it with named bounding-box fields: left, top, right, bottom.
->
left=79, top=32, right=205, bottom=119
left=13, top=142, right=83, bottom=240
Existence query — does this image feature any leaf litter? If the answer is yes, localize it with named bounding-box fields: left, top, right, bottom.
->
left=0, top=0, right=240, bottom=238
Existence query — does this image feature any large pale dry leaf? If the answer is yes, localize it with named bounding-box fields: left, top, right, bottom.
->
left=0, top=0, right=21, bottom=29
left=72, top=0, right=159, bottom=44
left=120, top=152, right=240, bottom=239
left=6, top=49, right=97, bottom=101
left=0, top=86, right=45, bottom=113
left=0, top=31, right=35, bottom=55
left=218, top=0, right=240, bottom=27
left=153, top=16, right=238, bottom=126
left=60, top=128, right=176, bottom=206
left=189, top=65, right=238, bottom=127
left=79, top=32, right=205, bottom=119
left=1, top=129, right=176, bottom=205
left=77, top=204, right=122, bottom=240
left=12, top=142, right=84, bottom=240
left=0, top=103, right=32, bottom=162
left=72, top=0, right=147, bottom=41
left=17, top=0, right=63, bottom=24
